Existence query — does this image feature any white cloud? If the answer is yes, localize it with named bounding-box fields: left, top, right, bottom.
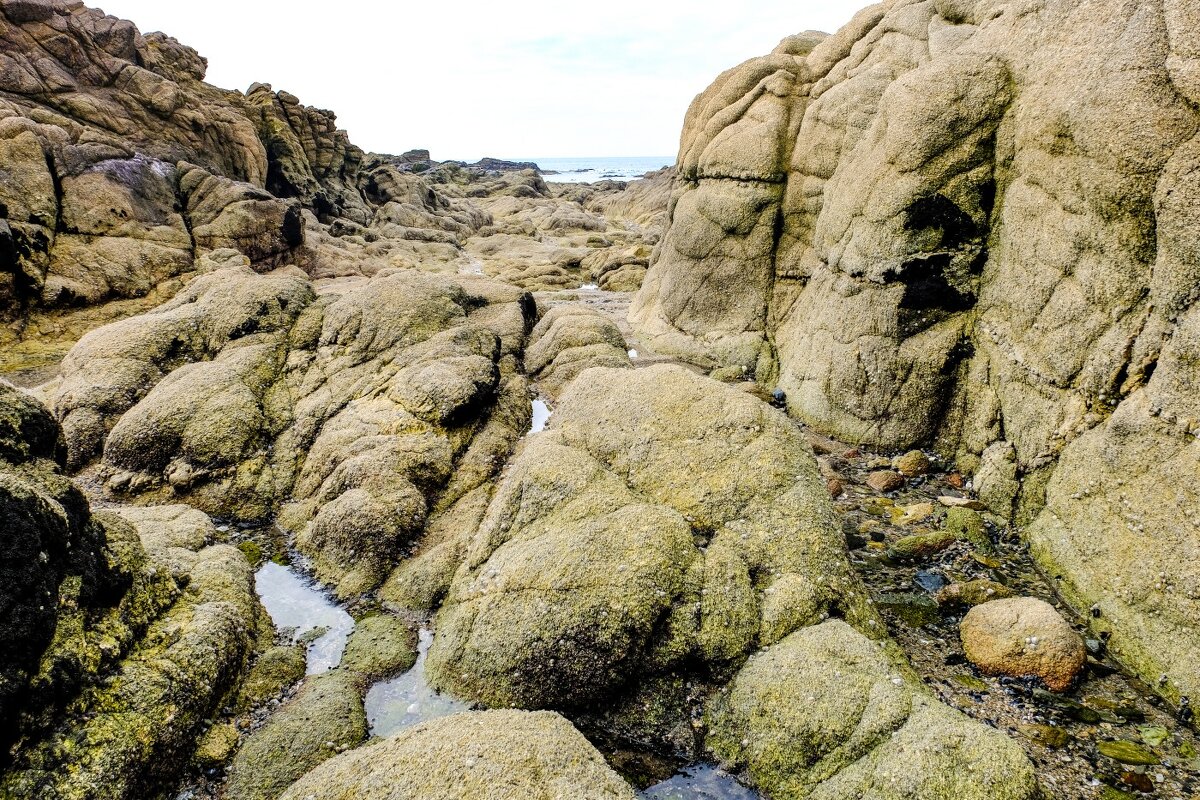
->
left=96, top=0, right=869, bottom=159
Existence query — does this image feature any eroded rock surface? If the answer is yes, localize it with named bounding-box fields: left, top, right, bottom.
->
left=708, top=620, right=1040, bottom=800
left=632, top=0, right=1200, bottom=702
left=0, top=382, right=260, bottom=800
left=51, top=267, right=536, bottom=596
left=277, top=710, right=637, bottom=800
left=428, top=365, right=876, bottom=710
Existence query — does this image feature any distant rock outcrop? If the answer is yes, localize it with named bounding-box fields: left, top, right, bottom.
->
left=633, top=0, right=1200, bottom=705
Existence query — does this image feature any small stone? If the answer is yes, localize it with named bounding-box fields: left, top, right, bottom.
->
left=892, top=450, right=931, bottom=477
left=944, top=507, right=992, bottom=552
left=866, top=470, right=905, bottom=492
left=887, top=530, right=956, bottom=562
left=946, top=472, right=965, bottom=489
left=914, top=569, right=948, bottom=593
left=827, top=478, right=845, bottom=498
left=1097, top=740, right=1160, bottom=766
left=1019, top=722, right=1070, bottom=749
left=844, top=530, right=867, bottom=550
left=1119, top=772, right=1155, bottom=793
left=893, top=502, right=934, bottom=526
left=937, top=579, right=1015, bottom=607
left=960, top=598, right=1086, bottom=692
left=194, top=723, right=241, bottom=768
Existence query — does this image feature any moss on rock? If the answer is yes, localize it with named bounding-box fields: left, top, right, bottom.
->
left=277, top=710, right=636, bottom=800
left=707, top=620, right=1040, bottom=800
left=340, top=615, right=418, bottom=680
left=225, top=670, right=368, bottom=800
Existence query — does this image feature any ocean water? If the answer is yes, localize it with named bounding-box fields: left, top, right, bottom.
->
left=529, top=156, right=675, bottom=183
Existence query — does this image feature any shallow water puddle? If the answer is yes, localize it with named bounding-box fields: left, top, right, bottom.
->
left=254, top=562, right=354, bottom=674
left=530, top=398, right=551, bottom=433
left=365, top=628, right=469, bottom=737
left=639, top=764, right=759, bottom=800
left=581, top=282, right=600, bottom=290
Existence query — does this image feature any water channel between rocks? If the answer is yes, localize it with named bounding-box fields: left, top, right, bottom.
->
left=365, top=628, right=469, bottom=736
left=252, top=559, right=761, bottom=798
left=254, top=562, right=353, bottom=675
left=530, top=397, right=551, bottom=433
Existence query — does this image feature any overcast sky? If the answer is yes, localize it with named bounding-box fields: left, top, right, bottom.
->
left=97, top=1, right=869, bottom=160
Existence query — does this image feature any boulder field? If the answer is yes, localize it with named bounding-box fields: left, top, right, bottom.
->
left=1, top=0, right=1198, bottom=799
left=632, top=0, right=1200, bottom=707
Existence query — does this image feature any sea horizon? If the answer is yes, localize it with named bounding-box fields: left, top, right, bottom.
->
left=519, top=155, right=675, bottom=183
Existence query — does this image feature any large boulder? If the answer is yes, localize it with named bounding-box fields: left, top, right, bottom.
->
left=277, top=710, right=637, bottom=800
left=960, top=597, right=1086, bottom=692
left=632, top=0, right=1200, bottom=702
left=708, top=620, right=1040, bottom=800
left=428, top=364, right=876, bottom=709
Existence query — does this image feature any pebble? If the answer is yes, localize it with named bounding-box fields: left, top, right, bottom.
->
left=866, top=470, right=905, bottom=492
left=892, top=450, right=932, bottom=477
left=1097, top=740, right=1160, bottom=765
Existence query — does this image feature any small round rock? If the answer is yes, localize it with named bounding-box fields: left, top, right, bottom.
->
left=892, top=450, right=932, bottom=477
left=960, top=597, right=1085, bottom=692
left=866, top=470, right=905, bottom=493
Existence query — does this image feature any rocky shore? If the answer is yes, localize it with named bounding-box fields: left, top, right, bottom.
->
left=1, top=1, right=1198, bottom=799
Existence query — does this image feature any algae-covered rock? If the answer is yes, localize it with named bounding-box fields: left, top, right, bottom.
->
left=887, top=530, right=956, bottom=562
left=524, top=305, right=631, bottom=398
left=945, top=506, right=992, bottom=553
left=3, top=524, right=260, bottom=800
left=0, top=380, right=121, bottom=751
left=429, top=364, right=874, bottom=710
left=937, top=579, right=1015, bottom=607
left=225, top=669, right=368, bottom=800
left=1, top=384, right=261, bottom=798
left=893, top=450, right=932, bottom=477
left=53, top=268, right=535, bottom=596
left=961, top=597, right=1086, bottom=692
left=237, top=644, right=307, bottom=710
left=707, top=620, right=1040, bottom=800
left=340, top=615, right=418, bottom=680
left=277, top=710, right=637, bottom=800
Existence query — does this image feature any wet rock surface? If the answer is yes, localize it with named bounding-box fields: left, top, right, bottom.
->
left=818, top=437, right=1200, bottom=799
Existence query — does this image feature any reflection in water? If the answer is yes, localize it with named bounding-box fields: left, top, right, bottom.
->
left=640, top=764, right=759, bottom=800
left=365, top=629, right=470, bottom=737
left=581, top=283, right=600, bottom=290
left=530, top=399, right=551, bottom=434
left=254, top=562, right=354, bottom=675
